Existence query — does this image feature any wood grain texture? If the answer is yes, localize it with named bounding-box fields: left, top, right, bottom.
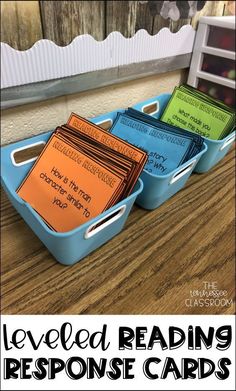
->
left=152, top=14, right=171, bottom=35
left=106, top=1, right=137, bottom=38
left=70, top=1, right=105, bottom=41
left=170, top=18, right=191, bottom=33
left=40, top=0, right=105, bottom=45
left=191, top=0, right=225, bottom=29
left=106, top=1, right=171, bottom=37
left=1, top=148, right=235, bottom=315
left=134, top=1, right=154, bottom=35
left=0, top=0, right=42, bottom=50
left=1, top=1, right=227, bottom=50
left=223, top=1, right=236, bottom=15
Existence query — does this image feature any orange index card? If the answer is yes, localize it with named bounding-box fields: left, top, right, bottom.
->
left=17, top=135, right=125, bottom=232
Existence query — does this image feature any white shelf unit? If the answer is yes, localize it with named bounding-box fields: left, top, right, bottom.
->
left=188, top=16, right=235, bottom=106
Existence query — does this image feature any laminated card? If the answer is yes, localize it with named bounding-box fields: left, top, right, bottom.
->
left=17, top=116, right=147, bottom=232
left=161, top=84, right=235, bottom=140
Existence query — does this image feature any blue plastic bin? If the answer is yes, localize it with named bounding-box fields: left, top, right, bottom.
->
left=93, top=100, right=208, bottom=209
left=130, top=95, right=208, bottom=209
left=1, top=116, right=143, bottom=266
left=134, top=144, right=207, bottom=209
left=194, top=132, right=235, bottom=173
left=133, top=93, right=235, bottom=174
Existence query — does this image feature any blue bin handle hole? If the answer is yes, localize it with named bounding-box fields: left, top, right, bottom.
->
left=10, top=141, right=46, bottom=167
left=84, top=204, right=126, bottom=239
left=94, top=118, right=113, bottom=131
left=142, top=101, right=159, bottom=116
left=169, top=159, right=197, bottom=185
left=220, top=134, right=235, bottom=151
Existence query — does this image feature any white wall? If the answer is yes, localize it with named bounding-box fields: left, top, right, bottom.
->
left=1, top=70, right=184, bottom=145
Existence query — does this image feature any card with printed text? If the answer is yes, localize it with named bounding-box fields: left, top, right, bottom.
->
left=17, top=115, right=147, bottom=232
left=161, top=85, right=235, bottom=140
left=109, top=108, right=203, bottom=175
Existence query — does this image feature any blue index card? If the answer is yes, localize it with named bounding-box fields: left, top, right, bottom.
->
left=110, top=113, right=194, bottom=175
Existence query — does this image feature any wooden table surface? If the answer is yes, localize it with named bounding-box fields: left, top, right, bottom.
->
left=1, top=148, right=235, bottom=315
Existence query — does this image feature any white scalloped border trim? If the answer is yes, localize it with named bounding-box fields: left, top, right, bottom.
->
left=1, top=26, right=195, bottom=89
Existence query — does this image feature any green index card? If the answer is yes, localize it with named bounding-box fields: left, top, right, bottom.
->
left=161, top=86, right=234, bottom=140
